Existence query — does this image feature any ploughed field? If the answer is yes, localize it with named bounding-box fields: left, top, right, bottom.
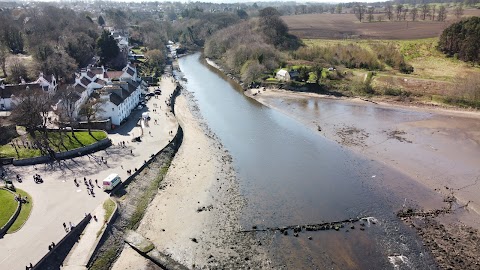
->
left=282, top=13, right=479, bottom=40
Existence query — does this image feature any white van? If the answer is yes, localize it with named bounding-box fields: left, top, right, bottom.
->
left=103, top=173, right=121, bottom=191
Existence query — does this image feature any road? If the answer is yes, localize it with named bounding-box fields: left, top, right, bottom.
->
left=0, top=74, right=178, bottom=270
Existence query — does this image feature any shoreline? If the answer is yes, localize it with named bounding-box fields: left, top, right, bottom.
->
left=203, top=57, right=480, bottom=269
left=112, top=75, right=271, bottom=269
left=244, top=88, right=480, bottom=218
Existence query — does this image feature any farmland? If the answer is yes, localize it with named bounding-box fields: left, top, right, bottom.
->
left=282, top=9, right=480, bottom=40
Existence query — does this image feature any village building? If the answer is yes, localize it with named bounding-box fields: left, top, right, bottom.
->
left=275, top=69, right=299, bottom=82
left=0, top=73, right=57, bottom=111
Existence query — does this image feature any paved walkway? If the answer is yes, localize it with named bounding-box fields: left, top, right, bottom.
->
left=0, top=74, right=178, bottom=270
left=62, top=203, right=106, bottom=269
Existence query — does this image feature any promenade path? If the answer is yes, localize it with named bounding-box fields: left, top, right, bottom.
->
left=0, top=74, right=178, bottom=270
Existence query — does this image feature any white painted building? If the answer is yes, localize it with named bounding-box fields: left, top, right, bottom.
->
left=98, top=80, right=142, bottom=126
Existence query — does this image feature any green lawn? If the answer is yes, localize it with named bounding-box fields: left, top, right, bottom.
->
left=97, top=199, right=116, bottom=238
left=0, top=131, right=107, bottom=159
left=0, top=189, right=17, bottom=229
left=6, top=189, right=32, bottom=233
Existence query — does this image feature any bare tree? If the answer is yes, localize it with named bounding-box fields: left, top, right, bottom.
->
left=402, top=6, right=409, bottom=21
left=56, top=86, right=80, bottom=136
left=410, top=7, right=419, bottom=21
left=10, top=86, right=53, bottom=156
left=431, top=5, right=437, bottom=21
left=437, top=6, right=447, bottom=22
left=385, top=2, right=394, bottom=21
left=454, top=5, right=464, bottom=19
left=421, top=4, right=430, bottom=20
left=78, top=98, right=106, bottom=135
left=367, top=7, right=375, bottom=22
left=0, top=45, right=7, bottom=77
left=8, top=57, right=28, bottom=84
left=354, top=4, right=366, bottom=22
left=396, top=4, right=403, bottom=21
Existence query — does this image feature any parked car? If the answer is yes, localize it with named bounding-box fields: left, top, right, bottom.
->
left=137, top=105, right=143, bottom=110
left=146, top=93, right=155, bottom=97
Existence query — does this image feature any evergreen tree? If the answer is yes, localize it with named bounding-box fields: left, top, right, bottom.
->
left=96, top=31, right=119, bottom=65
left=438, top=17, right=480, bottom=64
left=98, top=15, right=106, bottom=26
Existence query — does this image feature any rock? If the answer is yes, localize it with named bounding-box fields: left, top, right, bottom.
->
left=283, top=230, right=288, bottom=236
left=308, top=236, right=312, bottom=240
left=294, top=233, right=299, bottom=237
left=351, top=225, right=355, bottom=229
left=191, top=238, right=198, bottom=243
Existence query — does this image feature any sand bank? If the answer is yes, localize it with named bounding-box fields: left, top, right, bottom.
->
left=246, top=88, right=480, bottom=224
left=112, top=92, right=270, bottom=269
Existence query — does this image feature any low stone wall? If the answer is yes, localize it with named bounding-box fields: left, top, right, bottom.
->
left=0, top=157, right=14, bottom=165
left=170, top=84, right=182, bottom=115
left=12, top=134, right=112, bottom=166
left=113, top=126, right=183, bottom=192
left=32, top=214, right=92, bottom=270
left=0, top=188, right=21, bottom=238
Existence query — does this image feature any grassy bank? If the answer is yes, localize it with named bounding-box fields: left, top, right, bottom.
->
left=283, top=38, right=480, bottom=109
left=7, top=188, right=33, bottom=233
left=0, top=189, right=16, bottom=228
left=0, top=130, right=107, bottom=159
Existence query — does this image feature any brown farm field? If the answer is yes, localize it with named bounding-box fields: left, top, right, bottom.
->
left=283, top=10, right=480, bottom=40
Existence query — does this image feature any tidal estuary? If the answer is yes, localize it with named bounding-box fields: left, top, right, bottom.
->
left=177, top=53, right=439, bottom=269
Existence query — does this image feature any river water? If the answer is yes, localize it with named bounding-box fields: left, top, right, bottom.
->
left=177, top=53, right=437, bottom=269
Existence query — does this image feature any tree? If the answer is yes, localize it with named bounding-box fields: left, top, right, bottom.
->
left=79, top=98, right=106, bottom=135
left=336, top=4, right=343, bottom=14
left=8, top=57, right=28, bottom=84
left=437, top=6, right=447, bottom=22
left=385, top=2, right=394, bottom=21
left=313, top=65, right=322, bottom=84
left=96, top=31, right=120, bottom=65
left=421, top=4, right=430, bottom=20
left=454, top=5, right=464, bottom=19
left=237, top=9, right=248, bottom=20
left=438, top=17, right=480, bottom=64
left=11, top=87, right=50, bottom=131
left=410, top=7, right=419, bottom=21
left=258, top=7, right=299, bottom=50
left=402, top=6, right=409, bottom=21
left=367, top=7, right=375, bottom=22
left=98, top=15, right=106, bottom=26
left=2, top=24, right=24, bottom=54
left=396, top=4, right=403, bottom=21
left=298, top=66, right=309, bottom=82
left=56, top=86, right=80, bottom=138
left=0, top=45, right=8, bottom=77
left=431, top=5, right=436, bottom=21
left=354, top=4, right=366, bottom=22
left=144, top=49, right=166, bottom=76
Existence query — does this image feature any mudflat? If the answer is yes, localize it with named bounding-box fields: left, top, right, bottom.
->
left=246, top=87, right=480, bottom=269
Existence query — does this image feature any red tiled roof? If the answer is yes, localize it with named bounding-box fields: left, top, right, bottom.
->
left=106, top=71, right=123, bottom=79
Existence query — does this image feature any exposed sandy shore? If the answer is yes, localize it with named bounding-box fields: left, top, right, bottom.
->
left=112, top=91, right=270, bottom=269
left=246, top=88, right=480, bottom=220
left=244, top=87, right=480, bottom=268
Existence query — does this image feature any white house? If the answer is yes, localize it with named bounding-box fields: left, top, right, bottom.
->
left=98, top=80, right=142, bottom=126
left=55, top=63, right=145, bottom=127
left=0, top=76, right=52, bottom=111
left=34, top=73, right=57, bottom=96
left=275, top=69, right=299, bottom=82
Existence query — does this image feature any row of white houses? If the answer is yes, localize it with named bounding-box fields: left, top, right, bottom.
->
left=0, top=63, right=147, bottom=127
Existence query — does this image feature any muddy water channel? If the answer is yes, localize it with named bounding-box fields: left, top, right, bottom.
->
left=177, top=53, right=438, bottom=269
